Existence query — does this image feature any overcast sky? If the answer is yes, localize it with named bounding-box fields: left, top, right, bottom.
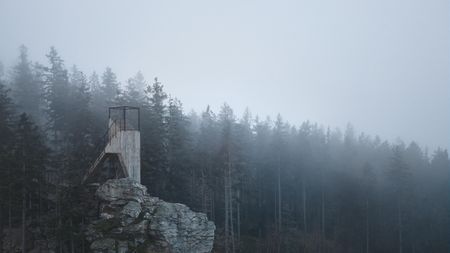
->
left=0, top=0, right=448, bottom=150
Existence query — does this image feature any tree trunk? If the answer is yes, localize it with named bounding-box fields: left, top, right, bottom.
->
left=70, top=218, right=75, bottom=253
left=57, top=179, right=63, bottom=253
left=82, top=216, right=86, bottom=253
left=277, top=157, right=281, bottom=253
left=278, top=166, right=281, bottom=233
left=302, top=180, right=307, bottom=233
left=38, top=180, right=42, bottom=227
left=230, top=194, right=235, bottom=253
left=8, top=170, right=12, bottom=253
left=237, top=189, right=241, bottom=249
left=190, top=167, right=195, bottom=208
left=21, top=164, right=26, bottom=253
left=366, top=198, right=369, bottom=253
left=274, top=185, right=277, bottom=230
left=319, top=171, right=325, bottom=253
left=0, top=203, right=3, bottom=253
left=224, top=165, right=229, bottom=253
left=398, top=202, right=403, bottom=253
left=321, top=187, right=325, bottom=238
left=201, top=168, right=206, bottom=213
left=228, top=154, right=235, bottom=253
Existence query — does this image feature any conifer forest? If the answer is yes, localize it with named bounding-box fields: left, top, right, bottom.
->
left=1, top=0, right=449, bottom=252
left=0, top=45, right=448, bottom=253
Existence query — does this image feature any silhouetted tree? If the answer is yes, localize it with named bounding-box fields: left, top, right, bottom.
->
left=14, top=113, right=49, bottom=253
left=11, top=46, right=42, bottom=122
left=141, top=77, right=168, bottom=197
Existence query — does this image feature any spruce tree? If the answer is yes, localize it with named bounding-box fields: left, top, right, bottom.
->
left=101, top=67, right=121, bottom=107
left=67, top=66, right=94, bottom=183
left=218, top=103, right=236, bottom=253
left=124, top=71, right=147, bottom=106
left=0, top=80, right=16, bottom=252
left=141, top=77, right=168, bottom=196
left=89, top=71, right=107, bottom=133
left=14, top=113, right=49, bottom=253
left=11, top=45, right=42, bottom=122
left=166, top=98, right=191, bottom=202
left=272, top=114, right=288, bottom=251
left=388, top=145, right=411, bottom=253
left=193, top=106, right=219, bottom=217
left=44, top=47, right=71, bottom=146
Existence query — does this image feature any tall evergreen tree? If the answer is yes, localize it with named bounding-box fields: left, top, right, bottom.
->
left=124, top=71, right=147, bottom=106
left=43, top=47, right=71, bottom=146
left=362, top=162, right=376, bottom=253
left=101, top=67, right=121, bottom=107
left=11, top=45, right=42, bottom=123
left=166, top=98, right=191, bottom=202
left=14, top=113, right=49, bottom=253
left=272, top=114, right=288, bottom=252
left=193, top=106, right=219, bottom=218
left=218, top=103, right=237, bottom=253
left=0, top=61, right=4, bottom=80
left=88, top=71, right=107, bottom=133
left=0, top=77, right=14, bottom=149
left=141, top=77, right=168, bottom=196
left=66, top=66, right=94, bottom=183
left=388, top=145, right=411, bottom=253
left=0, top=79, right=16, bottom=252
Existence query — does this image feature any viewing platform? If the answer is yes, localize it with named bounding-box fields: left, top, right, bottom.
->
left=83, top=106, right=141, bottom=184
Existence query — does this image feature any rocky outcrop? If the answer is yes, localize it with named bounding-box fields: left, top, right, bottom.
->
left=85, top=178, right=215, bottom=253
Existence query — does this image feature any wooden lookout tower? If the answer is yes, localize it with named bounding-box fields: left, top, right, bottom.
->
left=83, top=106, right=141, bottom=184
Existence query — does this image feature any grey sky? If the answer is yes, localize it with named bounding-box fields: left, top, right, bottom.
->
left=0, top=0, right=448, bottom=150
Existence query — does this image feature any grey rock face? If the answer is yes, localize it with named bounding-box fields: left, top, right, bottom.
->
left=86, top=178, right=215, bottom=253
left=96, top=178, right=146, bottom=203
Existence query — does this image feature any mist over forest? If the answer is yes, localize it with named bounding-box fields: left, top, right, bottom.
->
left=0, top=45, right=448, bottom=253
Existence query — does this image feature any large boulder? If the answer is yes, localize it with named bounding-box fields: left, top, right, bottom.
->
left=86, top=178, right=215, bottom=253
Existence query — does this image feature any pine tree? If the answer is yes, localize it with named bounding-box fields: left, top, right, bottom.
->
left=252, top=116, right=272, bottom=245
left=141, top=77, right=168, bottom=196
left=233, top=108, right=253, bottom=249
left=272, top=114, right=288, bottom=252
left=428, top=149, right=450, bottom=252
left=124, top=71, right=147, bottom=106
left=14, top=113, right=49, bottom=253
left=0, top=80, right=16, bottom=252
left=0, top=61, right=4, bottom=79
left=362, top=162, right=376, bottom=253
left=0, top=77, right=14, bottom=148
left=101, top=67, right=121, bottom=107
left=166, top=98, right=191, bottom=202
left=42, top=47, right=77, bottom=252
left=88, top=71, right=107, bottom=134
left=44, top=47, right=71, bottom=147
left=66, top=66, right=94, bottom=183
left=11, top=45, right=42, bottom=122
left=218, top=103, right=236, bottom=253
left=388, top=145, right=411, bottom=253
left=194, top=106, right=219, bottom=218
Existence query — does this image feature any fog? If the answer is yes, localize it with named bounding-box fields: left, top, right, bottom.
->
left=1, top=1, right=450, bottom=252
left=1, top=0, right=448, bottom=149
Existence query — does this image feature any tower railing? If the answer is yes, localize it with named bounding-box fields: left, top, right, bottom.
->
left=108, top=106, right=140, bottom=131
left=83, top=120, right=121, bottom=183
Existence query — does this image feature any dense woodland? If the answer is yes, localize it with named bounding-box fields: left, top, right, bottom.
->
left=0, top=46, right=448, bottom=253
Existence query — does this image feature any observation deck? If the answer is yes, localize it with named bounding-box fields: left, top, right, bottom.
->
left=83, top=106, right=141, bottom=184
